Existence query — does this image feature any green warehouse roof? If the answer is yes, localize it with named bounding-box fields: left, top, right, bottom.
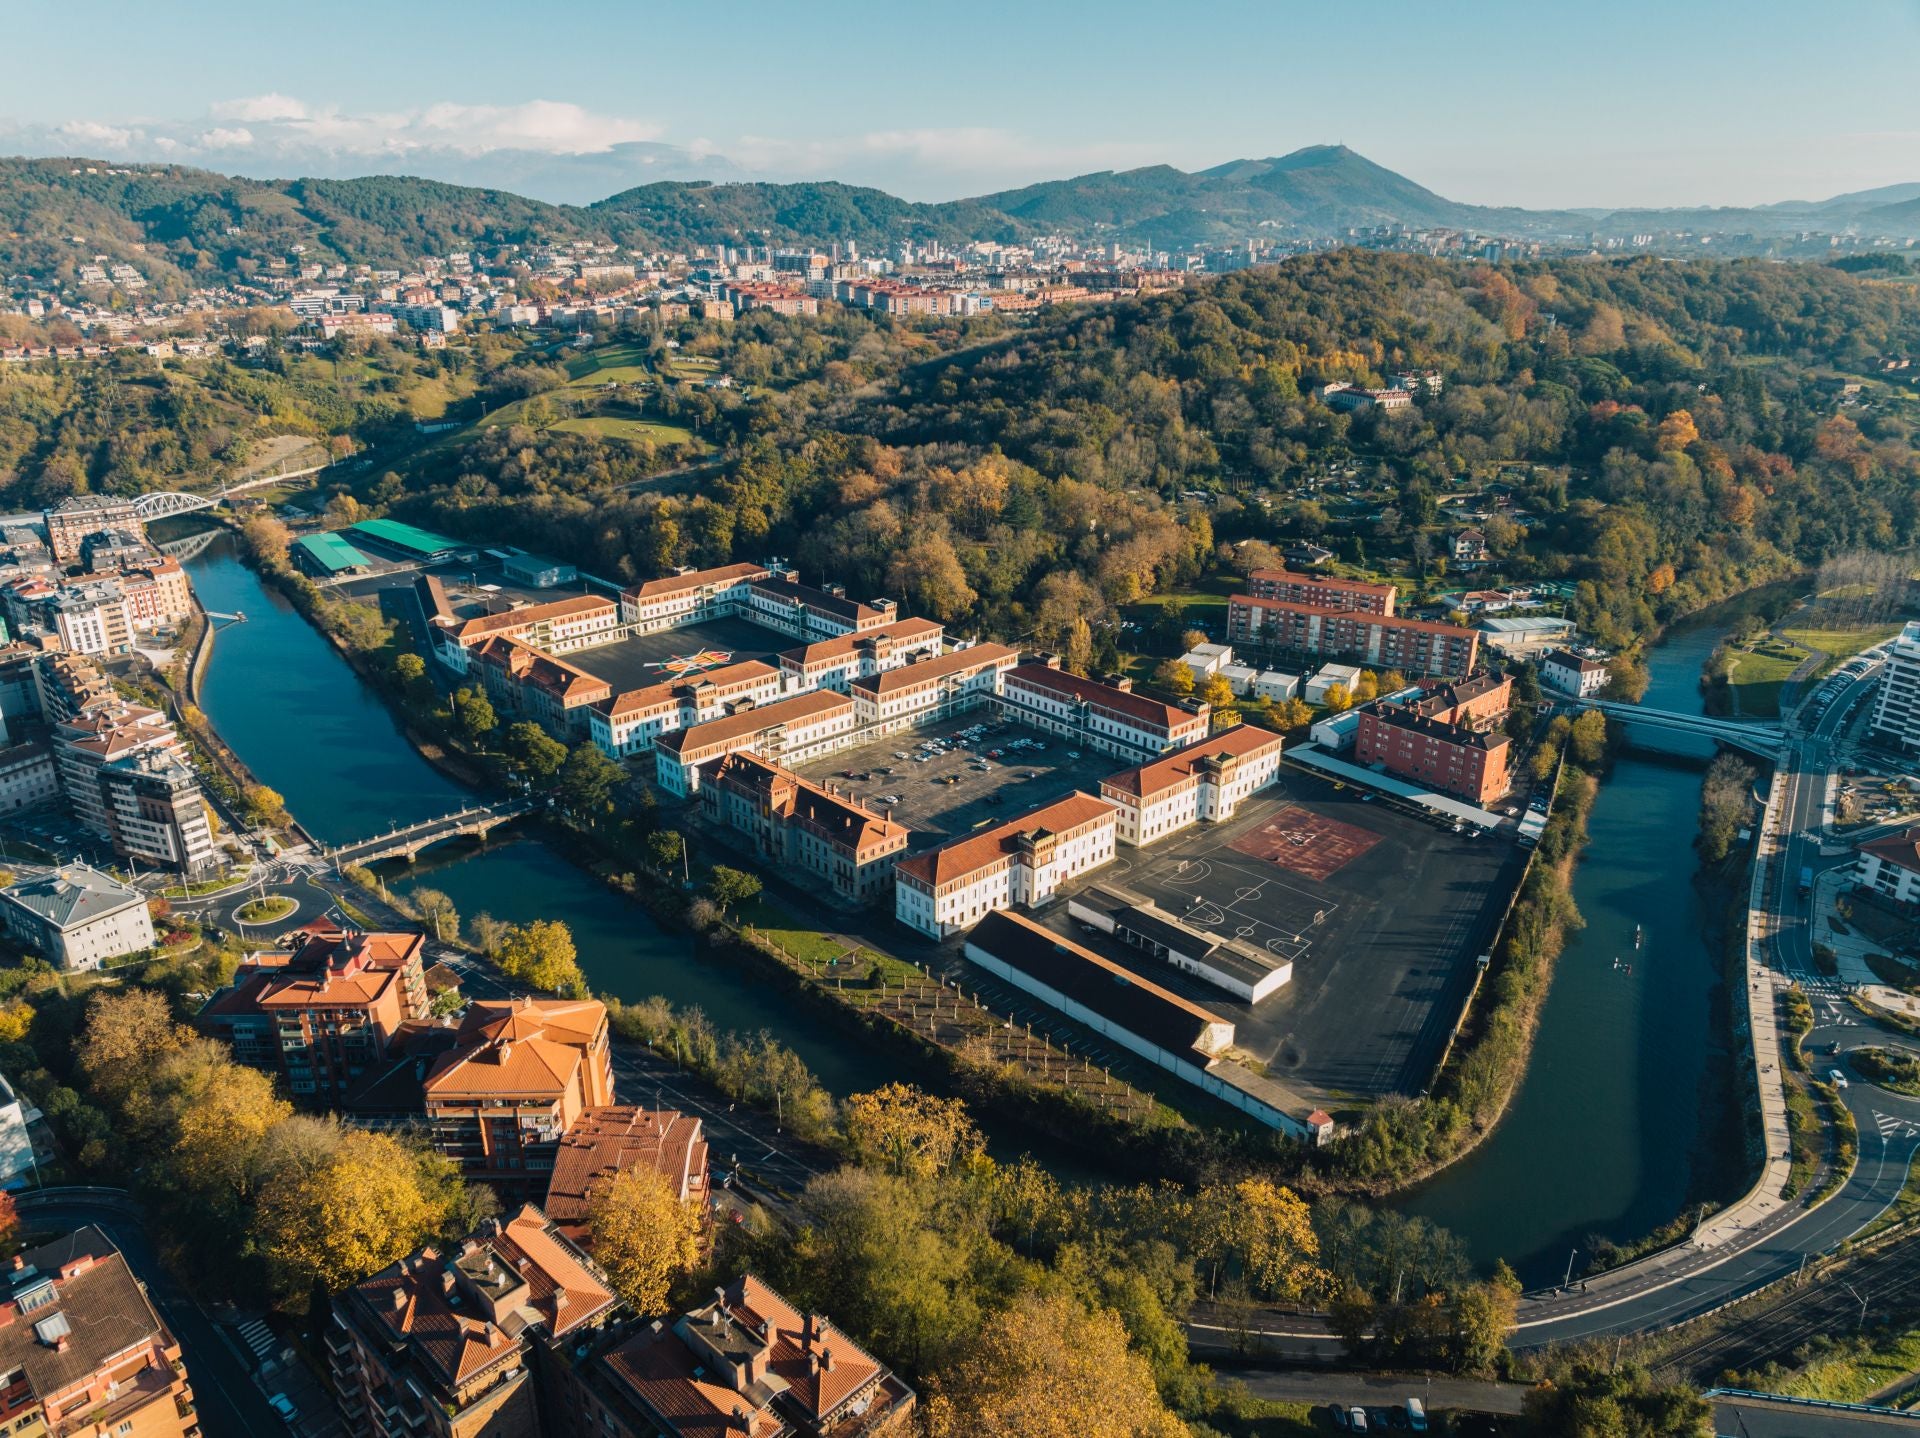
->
left=347, top=517, right=463, bottom=559
left=293, top=531, right=372, bottom=575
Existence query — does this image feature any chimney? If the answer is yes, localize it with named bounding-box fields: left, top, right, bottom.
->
left=53, top=1336, right=68, bottom=1354
left=498, top=1041, right=512, bottom=1063
left=553, top=1291, right=568, bottom=1312
left=821, top=1347, right=834, bottom=1373
left=393, top=1288, right=408, bottom=1311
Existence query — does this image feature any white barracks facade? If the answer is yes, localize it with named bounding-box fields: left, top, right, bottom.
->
left=893, top=793, right=1118, bottom=939
left=1099, top=724, right=1286, bottom=847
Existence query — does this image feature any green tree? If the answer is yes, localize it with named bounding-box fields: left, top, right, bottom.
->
left=505, top=721, right=567, bottom=783
left=707, top=866, right=761, bottom=916
left=452, top=687, right=497, bottom=743
left=393, top=652, right=428, bottom=698
left=1520, top=1362, right=1710, bottom=1437
left=557, top=743, right=624, bottom=817
left=645, top=829, right=685, bottom=874
left=410, top=887, right=459, bottom=943
left=843, top=1082, right=983, bottom=1181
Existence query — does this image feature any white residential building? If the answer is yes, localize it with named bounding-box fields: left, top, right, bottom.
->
left=776, top=618, right=944, bottom=693
left=1098, top=724, right=1285, bottom=847
left=1181, top=643, right=1234, bottom=682
left=0, top=1072, right=40, bottom=1186
left=1540, top=649, right=1610, bottom=699
left=618, top=562, right=771, bottom=633
left=892, top=792, right=1117, bottom=939
left=1858, top=827, right=1920, bottom=908
left=848, top=644, right=1018, bottom=729
left=0, top=865, right=155, bottom=970
left=588, top=660, right=787, bottom=759
left=1000, top=660, right=1209, bottom=761
left=653, top=691, right=857, bottom=797
left=1304, top=664, right=1364, bottom=705
left=1870, top=622, right=1920, bottom=755
left=1254, top=671, right=1301, bottom=703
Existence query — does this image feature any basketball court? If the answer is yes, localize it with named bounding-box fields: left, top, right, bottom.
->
left=1229, top=804, right=1381, bottom=881
left=1127, top=851, right=1336, bottom=967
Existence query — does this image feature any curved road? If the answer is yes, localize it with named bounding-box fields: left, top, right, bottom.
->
left=1515, top=664, right=1914, bottom=1344
left=16, top=1191, right=291, bottom=1438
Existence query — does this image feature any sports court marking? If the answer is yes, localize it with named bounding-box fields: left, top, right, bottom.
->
left=1229, top=804, right=1381, bottom=881
left=643, top=647, right=735, bottom=677
left=1140, top=854, right=1336, bottom=963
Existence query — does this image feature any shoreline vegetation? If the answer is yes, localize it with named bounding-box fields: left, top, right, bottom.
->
left=226, top=510, right=1649, bottom=1208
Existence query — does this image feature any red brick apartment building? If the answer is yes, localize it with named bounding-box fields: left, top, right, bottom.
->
left=1226, top=594, right=1480, bottom=676
left=199, top=922, right=429, bottom=1104
left=1354, top=673, right=1514, bottom=806
left=1244, top=567, right=1398, bottom=615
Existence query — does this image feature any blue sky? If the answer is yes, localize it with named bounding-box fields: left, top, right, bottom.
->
left=5, top=0, right=1917, bottom=204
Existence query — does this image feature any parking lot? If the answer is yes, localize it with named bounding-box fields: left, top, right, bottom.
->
left=1035, top=768, right=1524, bottom=1109
left=795, top=715, right=1120, bottom=853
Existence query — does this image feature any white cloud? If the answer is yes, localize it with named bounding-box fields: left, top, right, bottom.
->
left=198, top=126, right=255, bottom=149
left=210, top=94, right=310, bottom=123
left=55, top=119, right=144, bottom=149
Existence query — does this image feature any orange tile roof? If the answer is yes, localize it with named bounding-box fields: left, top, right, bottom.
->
left=1004, top=663, right=1200, bottom=732
left=626, top=562, right=769, bottom=601
left=894, top=792, right=1115, bottom=888
left=599, top=660, right=779, bottom=721
left=452, top=593, right=615, bottom=643
left=655, top=691, right=852, bottom=759
left=544, top=1107, right=708, bottom=1237
left=472, top=635, right=611, bottom=703
left=423, top=1034, right=581, bottom=1098
left=849, top=643, right=1016, bottom=697
left=461, top=997, right=607, bottom=1049
left=706, top=752, right=907, bottom=858
left=1101, top=723, right=1284, bottom=799
left=777, top=616, right=943, bottom=668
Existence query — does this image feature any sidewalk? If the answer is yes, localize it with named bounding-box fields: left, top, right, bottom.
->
left=1812, top=867, right=1920, bottom=1022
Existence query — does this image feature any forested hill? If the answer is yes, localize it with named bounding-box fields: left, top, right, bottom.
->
left=15, top=147, right=1920, bottom=295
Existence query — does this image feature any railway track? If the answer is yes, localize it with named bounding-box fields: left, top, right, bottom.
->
left=1653, top=1231, right=1920, bottom=1382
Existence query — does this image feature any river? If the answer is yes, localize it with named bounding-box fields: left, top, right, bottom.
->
left=187, top=535, right=1758, bottom=1268
left=1400, top=610, right=1745, bottom=1282
left=185, top=534, right=897, bottom=1100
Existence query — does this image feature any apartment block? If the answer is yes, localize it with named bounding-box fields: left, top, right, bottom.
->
left=1099, top=723, right=1285, bottom=847
left=199, top=923, right=430, bottom=1104
left=1226, top=594, right=1480, bottom=676
left=589, top=660, right=786, bottom=759
left=43, top=495, right=147, bottom=565
left=543, top=1107, right=709, bottom=1244
left=1000, top=658, right=1209, bottom=760
left=576, top=1274, right=915, bottom=1438
left=0, top=1225, right=198, bottom=1438
left=1870, top=621, right=1920, bottom=754
left=329, top=1206, right=620, bottom=1438
left=848, top=643, right=1018, bottom=729
left=893, top=791, right=1117, bottom=939
left=1353, top=676, right=1513, bottom=806
left=423, top=998, right=615, bottom=1193
left=1244, top=567, right=1397, bottom=615
left=0, top=864, right=155, bottom=970
left=653, top=691, right=856, bottom=797
left=700, top=751, right=908, bottom=904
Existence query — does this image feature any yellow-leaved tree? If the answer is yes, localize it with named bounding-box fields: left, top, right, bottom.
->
left=923, top=1292, right=1186, bottom=1438
left=585, top=1165, right=705, bottom=1315
left=841, top=1083, right=982, bottom=1182
left=255, top=1129, right=456, bottom=1295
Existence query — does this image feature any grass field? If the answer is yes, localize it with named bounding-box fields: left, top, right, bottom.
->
left=1779, top=617, right=1906, bottom=676
left=1774, top=1327, right=1920, bottom=1403
left=1722, top=640, right=1808, bottom=717
left=564, top=342, right=654, bottom=382
left=551, top=415, right=701, bottom=447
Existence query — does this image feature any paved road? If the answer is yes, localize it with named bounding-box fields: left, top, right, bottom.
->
left=17, top=1193, right=298, bottom=1438
left=1712, top=1394, right=1920, bottom=1435
left=1514, top=667, right=1920, bottom=1345
left=1213, top=1366, right=1528, bottom=1416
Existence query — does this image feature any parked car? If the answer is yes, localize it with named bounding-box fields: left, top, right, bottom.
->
left=1350, top=1408, right=1370, bottom=1433
left=267, top=1394, right=300, bottom=1426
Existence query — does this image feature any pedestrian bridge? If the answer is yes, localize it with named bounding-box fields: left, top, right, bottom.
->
left=1579, top=699, right=1785, bottom=760
left=326, top=798, right=537, bottom=868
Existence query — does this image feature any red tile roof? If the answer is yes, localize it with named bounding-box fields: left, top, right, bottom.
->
left=654, top=691, right=852, bottom=759
left=894, top=792, right=1115, bottom=888
left=544, top=1107, right=709, bottom=1239
left=1862, top=827, right=1920, bottom=875
left=849, top=643, right=1016, bottom=697
left=452, top=593, right=616, bottom=644
left=1004, top=663, right=1201, bottom=733
left=626, top=563, right=770, bottom=601
left=1101, top=724, right=1283, bottom=800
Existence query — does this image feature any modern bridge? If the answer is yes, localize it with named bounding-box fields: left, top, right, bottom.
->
left=1576, top=698, right=1785, bottom=760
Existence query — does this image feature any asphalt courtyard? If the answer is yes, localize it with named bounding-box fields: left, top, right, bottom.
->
left=570, top=615, right=784, bottom=693
left=795, top=715, right=1119, bottom=852
left=1083, top=768, right=1524, bottom=1107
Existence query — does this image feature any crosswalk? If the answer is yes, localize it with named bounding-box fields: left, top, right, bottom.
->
left=236, top=1318, right=278, bottom=1366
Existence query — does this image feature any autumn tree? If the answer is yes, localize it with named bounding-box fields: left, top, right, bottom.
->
left=411, top=887, right=460, bottom=943
left=255, top=1129, right=458, bottom=1295
left=1195, top=1177, right=1326, bottom=1303
left=77, top=989, right=189, bottom=1114
left=244, top=784, right=289, bottom=827
left=1451, top=1260, right=1520, bottom=1374
left=885, top=534, right=977, bottom=622
left=1152, top=659, right=1195, bottom=697
left=160, top=1043, right=293, bottom=1207
left=1322, top=682, right=1353, bottom=713
left=923, top=1293, right=1185, bottom=1438
left=842, top=1083, right=982, bottom=1182
left=1199, top=673, right=1236, bottom=709
left=468, top=911, right=509, bottom=957
left=586, top=1165, right=705, bottom=1315
left=497, top=919, right=585, bottom=994
left=1568, top=709, right=1608, bottom=768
